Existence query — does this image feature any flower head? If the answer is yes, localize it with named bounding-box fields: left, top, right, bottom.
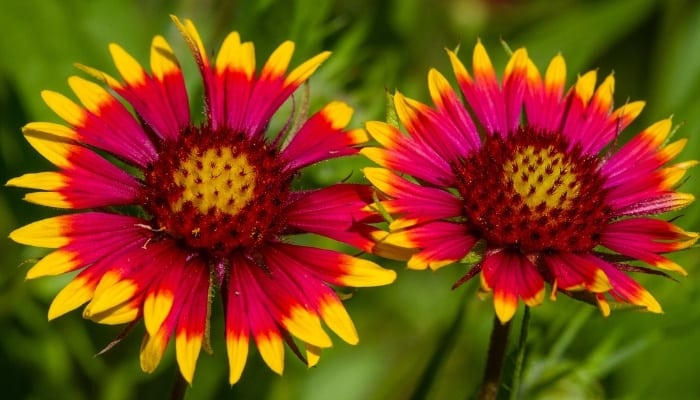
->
left=8, top=16, right=395, bottom=384
left=364, top=41, right=697, bottom=323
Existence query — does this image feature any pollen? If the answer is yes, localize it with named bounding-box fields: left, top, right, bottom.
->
left=142, top=126, right=293, bottom=256
left=454, top=128, right=611, bottom=253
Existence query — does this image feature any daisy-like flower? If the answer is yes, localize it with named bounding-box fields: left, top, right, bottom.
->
left=8, top=16, right=396, bottom=384
left=364, top=41, right=697, bottom=323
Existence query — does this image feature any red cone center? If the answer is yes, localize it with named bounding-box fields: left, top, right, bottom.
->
left=453, top=128, right=612, bottom=253
left=142, top=127, right=293, bottom=256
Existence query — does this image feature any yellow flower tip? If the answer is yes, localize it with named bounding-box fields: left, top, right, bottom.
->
left=363, top=120, right=401, bottom=149
left=372, top=237, right=416, bottom=262
left=427, top=68, right=452, bottom=105
left=504, top=48, right=529, bottom=78
left=323, top=101, right=354, bottom=130
left=74, top=63, right=123, bottom=89
left=479, top=272, right=492, bottom=291
left=363, top=167, right=391, bottom=190
left=659, top=139, right=688, bottom=164
left=589, top=268, right=612, bottom=293
left=261, top=40, right=294, bottom=78
left=22, top=122, right=76, bottom=141
left=615, top=100, right=645, bottom=123
left=68, top=75, right=115, bottom=115
left=108, top=43, right=146, bottom=86
left=640, top=291, right=663, bottom=314
left=522, top=288, right=545, bottom=308
left=23, top=192, right=71, bottom=208
left=84, top=272, right=136, bottom=316
left=144, top=292, right=174, bottom=335
left=226, top=334, right=249, bottom=385
left=7, top=172, right=66, bottom=192
left=47, top=276, right=95, bottom=320
left=339, top=257, right=396, bottom=287
left=41, top=90, right=85, bottom=127
left=347, top=128, right=368, bottom=145
left=284, top=51, right=331, bottom=86
left=599, top=73, right=615, bottom=93
left=88, top=301, right=139, bottom=325
left=655, top=259, right=688, bottom=276
left=657, top=192, right=695, bottom=212
left=382, top=231, right=416, bottom=248
left=257, top=333, right=285, bottom=375
left=359, top=147, right=388, bottom=168
left=150, top=35, right=180, bottom=80
left=675, top=159, right=698, bottom=170
left=426, top=258, right=457, bottom=271
left=25, top=250, right=77, bottom=280
left=320, top=295, right=358, bottom=345
left=642, top=118, right=673, bottom=145
left=9, top=217, right=70, bottom=248
left=592, top=74, right=615, bottom=110
left=222, top=35, right=257, bottom=78
left=472, top=41, right=496, bottom=81
left=170, top=15, right=208, bottom=66
left=405, top=255, right=429, bottom=270
left=661, top=166, right=688, bottom=188
left=392, top=91, right=408, bottom=111
left=544, top=54, right=567, bottom=91
left=447, top=49, right=471, bottom=83
left=596, top=294, right=611, bottom=317
left=389, top=218, right=420, bottom=231
left=305, top=343, right=322, bottom=368
left=283, top=306, right=332, bottom=348
left=363, top=120, right=385, bottom=139
left=176, top=332, right=203, bottom=385
left=574, top=70, right=597, bottom=104
left=493, top=291, right=518, bottom=324
left=140, top=332, right=167, bottom=374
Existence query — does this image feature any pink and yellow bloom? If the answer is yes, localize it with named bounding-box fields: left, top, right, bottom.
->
left=364, top=41, right=696, bottom=323
left=8, top=17, right=395, bottom=384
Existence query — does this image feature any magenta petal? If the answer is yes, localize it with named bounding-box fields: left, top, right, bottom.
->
left=63, top=147, right=141, bottom=208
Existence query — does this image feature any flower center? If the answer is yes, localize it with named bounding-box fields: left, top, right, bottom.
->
left=143, top=127, right=293, bottom=256
left=171, top=147, right=256, bottom=216
left=453, top=128, right=612, bottom=253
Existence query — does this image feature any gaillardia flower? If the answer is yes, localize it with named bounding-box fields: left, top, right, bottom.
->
left=8, top=16, right=395, bottom=384
left=364, top=42, right=696, bottom=323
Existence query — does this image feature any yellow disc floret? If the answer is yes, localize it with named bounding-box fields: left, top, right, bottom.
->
left=172, top=147, right=256, bottom=216
left=504, top=145, right=580, bottom=211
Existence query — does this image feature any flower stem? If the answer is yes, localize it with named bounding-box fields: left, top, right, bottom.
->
left=170, top=370, right=188, bottom=400
left=477, top=314, right=512, bottom=400
left=509, top=307, right=530, bottom=400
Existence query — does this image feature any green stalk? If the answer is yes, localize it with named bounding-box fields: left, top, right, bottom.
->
left=477, top=315, right=512, bottom=400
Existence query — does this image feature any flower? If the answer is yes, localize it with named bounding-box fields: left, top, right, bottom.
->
left=363, top=41, right=697, bottom=323
left=8, top=16, right=396, bottom=384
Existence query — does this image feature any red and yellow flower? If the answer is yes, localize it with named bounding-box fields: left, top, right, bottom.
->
left=8, top=16, right=395, bottom=384
left=364, top=41, right=696, bottom=323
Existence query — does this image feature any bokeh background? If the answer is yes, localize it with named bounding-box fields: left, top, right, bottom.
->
left=2, top=0, right=700, bottom=399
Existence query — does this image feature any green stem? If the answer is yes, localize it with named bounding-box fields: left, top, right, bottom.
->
left=170, top=370, right=188, bottom=400
left=477, top=314, right=512, bottom=400
left=509, top=307, right=531, bottom=400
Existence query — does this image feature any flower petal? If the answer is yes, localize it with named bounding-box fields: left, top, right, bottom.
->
left=385, top=221, right=477, bottom=270
left=282, top=101, right=361, bottom=171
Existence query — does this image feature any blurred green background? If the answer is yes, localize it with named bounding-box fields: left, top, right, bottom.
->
left=2, top=0, right=700, bottom=399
